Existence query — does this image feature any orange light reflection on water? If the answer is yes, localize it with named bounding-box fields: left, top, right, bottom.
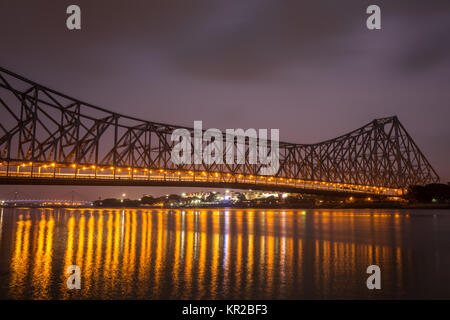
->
left=6, top=208, right=412, bottom=299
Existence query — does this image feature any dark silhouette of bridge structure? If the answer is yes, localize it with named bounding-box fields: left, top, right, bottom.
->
left=0, top=67, right=439, bottom=197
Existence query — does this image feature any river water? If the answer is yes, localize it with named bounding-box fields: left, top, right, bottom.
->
left=0, top=207, right=449, bottom=299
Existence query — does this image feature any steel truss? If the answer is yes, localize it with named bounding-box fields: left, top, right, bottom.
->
left=0, top=67, right=439, bottom=194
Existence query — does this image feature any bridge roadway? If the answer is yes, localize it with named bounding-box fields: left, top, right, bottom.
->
left=0, top=161, right=403, bottom=198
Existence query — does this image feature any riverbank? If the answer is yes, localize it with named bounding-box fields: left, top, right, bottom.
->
left=88, top=203, right=450, bottom=210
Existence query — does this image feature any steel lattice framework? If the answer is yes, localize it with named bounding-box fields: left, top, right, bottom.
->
left=0, top=67, right=439, bottom=195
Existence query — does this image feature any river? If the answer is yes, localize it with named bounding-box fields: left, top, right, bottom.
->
left=0, top=207, right=449, bottom=299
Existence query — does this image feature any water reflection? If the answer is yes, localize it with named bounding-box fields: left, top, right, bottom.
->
left=1, top=208, right=449, bottom=299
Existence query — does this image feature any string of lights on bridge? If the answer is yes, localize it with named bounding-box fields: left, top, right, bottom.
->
left=0, top=161, right=403, bottom=197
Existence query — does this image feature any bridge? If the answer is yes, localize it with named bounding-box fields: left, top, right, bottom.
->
left=0, top=67, right=439, bottom=197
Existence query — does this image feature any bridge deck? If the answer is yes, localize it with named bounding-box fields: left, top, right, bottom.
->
left=0, top=162, right=402, bottom=198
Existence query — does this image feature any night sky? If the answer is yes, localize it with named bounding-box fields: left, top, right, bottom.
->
left=0, top=0, right=449, bottom=200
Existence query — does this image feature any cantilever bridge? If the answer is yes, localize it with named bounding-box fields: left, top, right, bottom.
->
left=0, top=67, right=439, bottom=197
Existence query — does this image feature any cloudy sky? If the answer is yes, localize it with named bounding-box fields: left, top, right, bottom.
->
left=0, top=0, right=449, bottom=200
